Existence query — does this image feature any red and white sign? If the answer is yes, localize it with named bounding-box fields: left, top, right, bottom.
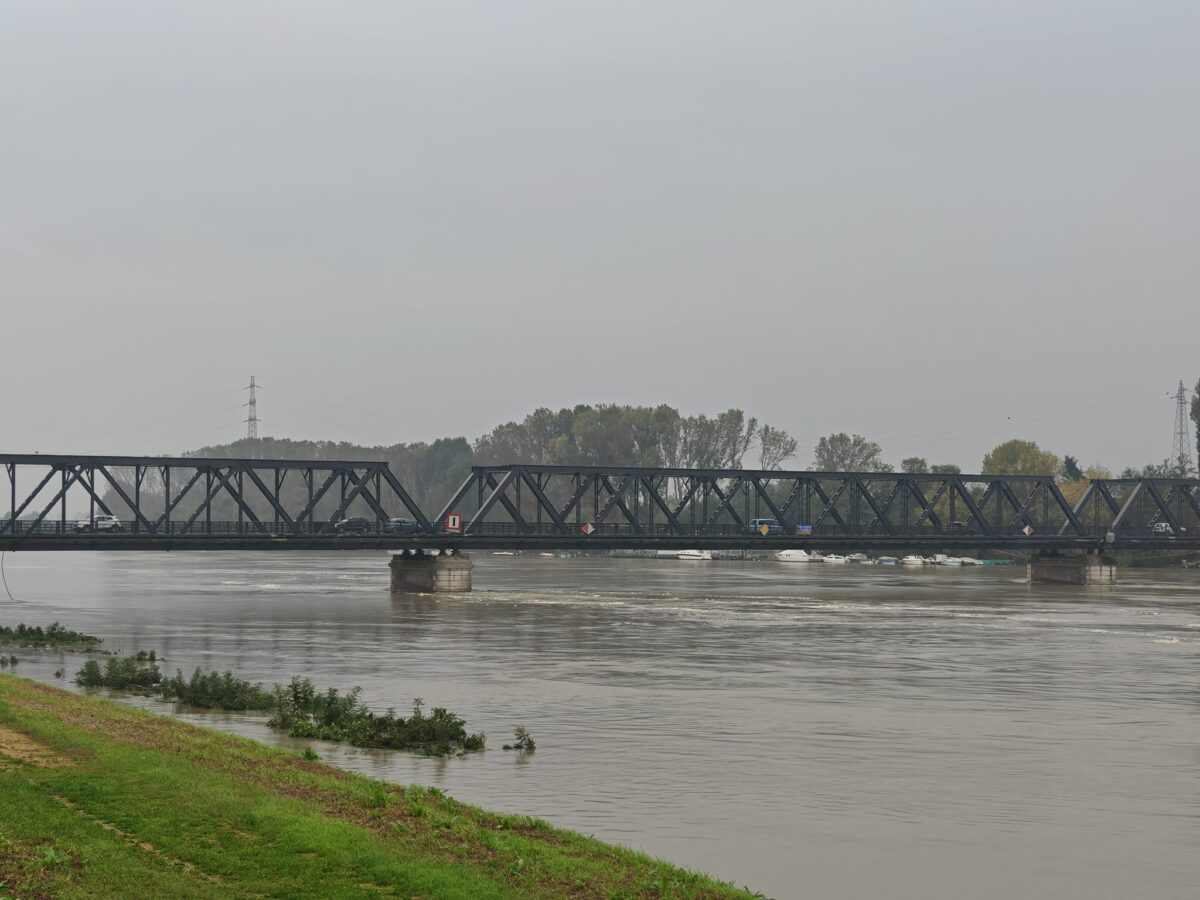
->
left=581, top=522, right=595, bottom=535
left=1023, top=524, right=1035, bottom=536
left=445, top=512, right=462, bottom=533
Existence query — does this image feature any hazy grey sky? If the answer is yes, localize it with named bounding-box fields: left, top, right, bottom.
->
left=3, top=1, right=1197, bottom=472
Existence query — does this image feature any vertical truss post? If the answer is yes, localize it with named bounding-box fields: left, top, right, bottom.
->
left=306, top=469, right=314, bottom=533
left=163, top=466, right=171, bottom=535
left=133, top=466, right=142, bottom=534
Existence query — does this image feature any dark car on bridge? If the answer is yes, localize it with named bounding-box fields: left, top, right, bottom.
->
left=383, top=517, right=421, bottom=534
left=332, top=516, right=372, bottom=534
left=940, top=520, right=975, bottom=534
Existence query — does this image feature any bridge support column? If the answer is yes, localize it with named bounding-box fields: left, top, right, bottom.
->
left=389, top=551, right=472, bottom=593
left=1028, top=555, right=1116, bottom=585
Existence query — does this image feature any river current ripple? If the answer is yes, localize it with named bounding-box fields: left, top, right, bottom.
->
left=1, top=552, right=1197, bottom=899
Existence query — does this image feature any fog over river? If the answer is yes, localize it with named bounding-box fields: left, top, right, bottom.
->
left=0, top=552, right=1196, bottom=899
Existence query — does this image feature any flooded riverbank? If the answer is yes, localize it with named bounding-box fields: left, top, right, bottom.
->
left=0, top=552, right=1196, bottom=899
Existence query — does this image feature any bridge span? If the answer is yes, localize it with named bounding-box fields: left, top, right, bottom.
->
left=2, top=455, right=1198, bottom=557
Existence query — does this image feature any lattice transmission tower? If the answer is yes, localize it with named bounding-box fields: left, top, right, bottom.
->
left=1171, top=380, right=1193, bottom=476
left=245, top=376, right=260, bottom=440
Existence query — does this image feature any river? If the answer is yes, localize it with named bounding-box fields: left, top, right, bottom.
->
left=0, top=551, right=1196, bottom=899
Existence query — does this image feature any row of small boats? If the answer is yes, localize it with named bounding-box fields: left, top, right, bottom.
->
left=662, top=549, right=1000, bottom=565
left=776, top=550, right=995, bottom=566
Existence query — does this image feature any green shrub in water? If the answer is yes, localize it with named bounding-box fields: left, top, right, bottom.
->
left=0, top=622, right=102, bottom=650
left=72, top=662, right=487, bottom=756
left=268, top=682, right=485, bottom=754
left=158, top=668, right=274, bottom=711
left=75, top=655, right=161, bottom=690
left=502, top=726, right=535, bottom=752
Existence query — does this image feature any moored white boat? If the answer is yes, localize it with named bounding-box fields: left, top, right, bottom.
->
left=824, top=554, right=848, bottom=564
left=847, top=553, right=873, bottom=564
left=900, top=555, right=925, bottom=566
left=877, top=556, right=898, bottom=565
left=934, top=555, right=964, bottom=566
left=677, top=549, right=714, bottom=561
left=961, top=557, right=984, bottom=566
left=776, top=549, right=815, bottom=562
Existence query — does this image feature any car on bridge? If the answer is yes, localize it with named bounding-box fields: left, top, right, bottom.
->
left=939, top=521, right=975, bottom=534
left=74, top=514, right=122, bottom=533
left=332, top=516, right=372, bottom=534
left=383, top=517, right=421, bottom=534
left=1151, top=522, right=1185, bottom=537
left=749, top=518, right=782, bottom=535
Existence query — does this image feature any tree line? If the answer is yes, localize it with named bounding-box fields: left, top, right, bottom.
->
left=86, top=393, right=1199, bottom=523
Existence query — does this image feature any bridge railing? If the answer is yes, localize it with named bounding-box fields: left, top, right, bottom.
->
left=0, top=519, right=1174, bottom=541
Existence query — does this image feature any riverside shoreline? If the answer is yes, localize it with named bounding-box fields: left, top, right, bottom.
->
left=0, top=675, right=757, bottom=899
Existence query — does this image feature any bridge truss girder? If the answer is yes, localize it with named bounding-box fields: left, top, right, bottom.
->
left=449, top=465, right=1102, bottom=539
left=3, top=455, right=1199, bottom=549
left=0, top=455, right=430, bottom=536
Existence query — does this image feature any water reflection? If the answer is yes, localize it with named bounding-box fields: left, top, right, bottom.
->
left=1, top=552, right=1197, bottom=899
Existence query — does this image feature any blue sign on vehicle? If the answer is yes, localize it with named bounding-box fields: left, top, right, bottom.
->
left=795, top=524, right=813, bottom=535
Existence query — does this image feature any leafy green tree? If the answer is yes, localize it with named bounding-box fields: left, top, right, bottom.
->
left=812, top=434, right=891, bottom=472
left=1059, top=465, right=1112, bottom=507
left=1121, top=458, right=1191, bottom=479
left=1192, top=378, right=1200, bottom=463
left=572, top=404, right=680, bottom=466
left=930, top=463, right=961, bottom=475
left=672, top=410, right=759, bottom=469
left=758, top=425, right=798, bottom=470
left=981, top=439, right=1058, bottom=476
left=474, top=406, right=581, bottom=465
left=900, top=457, right=928, bottom=474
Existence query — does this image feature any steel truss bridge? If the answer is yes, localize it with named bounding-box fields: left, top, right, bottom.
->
left=1, top=455, right=1198, bottom=553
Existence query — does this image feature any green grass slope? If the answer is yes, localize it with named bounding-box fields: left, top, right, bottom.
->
left=0, top=675, right=758, bottom=899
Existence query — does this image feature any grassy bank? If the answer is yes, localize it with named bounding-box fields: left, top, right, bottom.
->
left=0, top=675, right=756, bottom=899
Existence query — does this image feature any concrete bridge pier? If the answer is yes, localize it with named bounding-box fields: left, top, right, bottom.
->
left=1028, top=554, right=1116, bottom=585
left=389, top=550, right=472, bottom=593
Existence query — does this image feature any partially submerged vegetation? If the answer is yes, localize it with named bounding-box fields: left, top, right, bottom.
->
left=158, top=666, right=275, bottom=710
left=0, top=655, right=17, bottom=669
left=269, top=684, right=487, bottom=755
left=503, top=726, right=536, bottom=752
left=0, top=622, right=102, bottom=650
left=76, top=657, right=486, bottom=755
left=75, top=655, right=163, bottom=690
left=0, top=675, right=756, bottom=898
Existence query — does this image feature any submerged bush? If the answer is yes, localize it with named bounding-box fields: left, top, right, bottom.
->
left=268, top=682, right=485, bottom=754
left=503, top=726, right=536, bottom=752
left=75, top=655, right=161, bottom=690
left=158, top=668, right=274, bottom=710
left=0, top=622, right=102, bottom=650
left=73, top=662, right=486, bottom=756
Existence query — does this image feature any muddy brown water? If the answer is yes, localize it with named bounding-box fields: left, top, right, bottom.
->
left=0, top=552, right=1196, bottom=899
